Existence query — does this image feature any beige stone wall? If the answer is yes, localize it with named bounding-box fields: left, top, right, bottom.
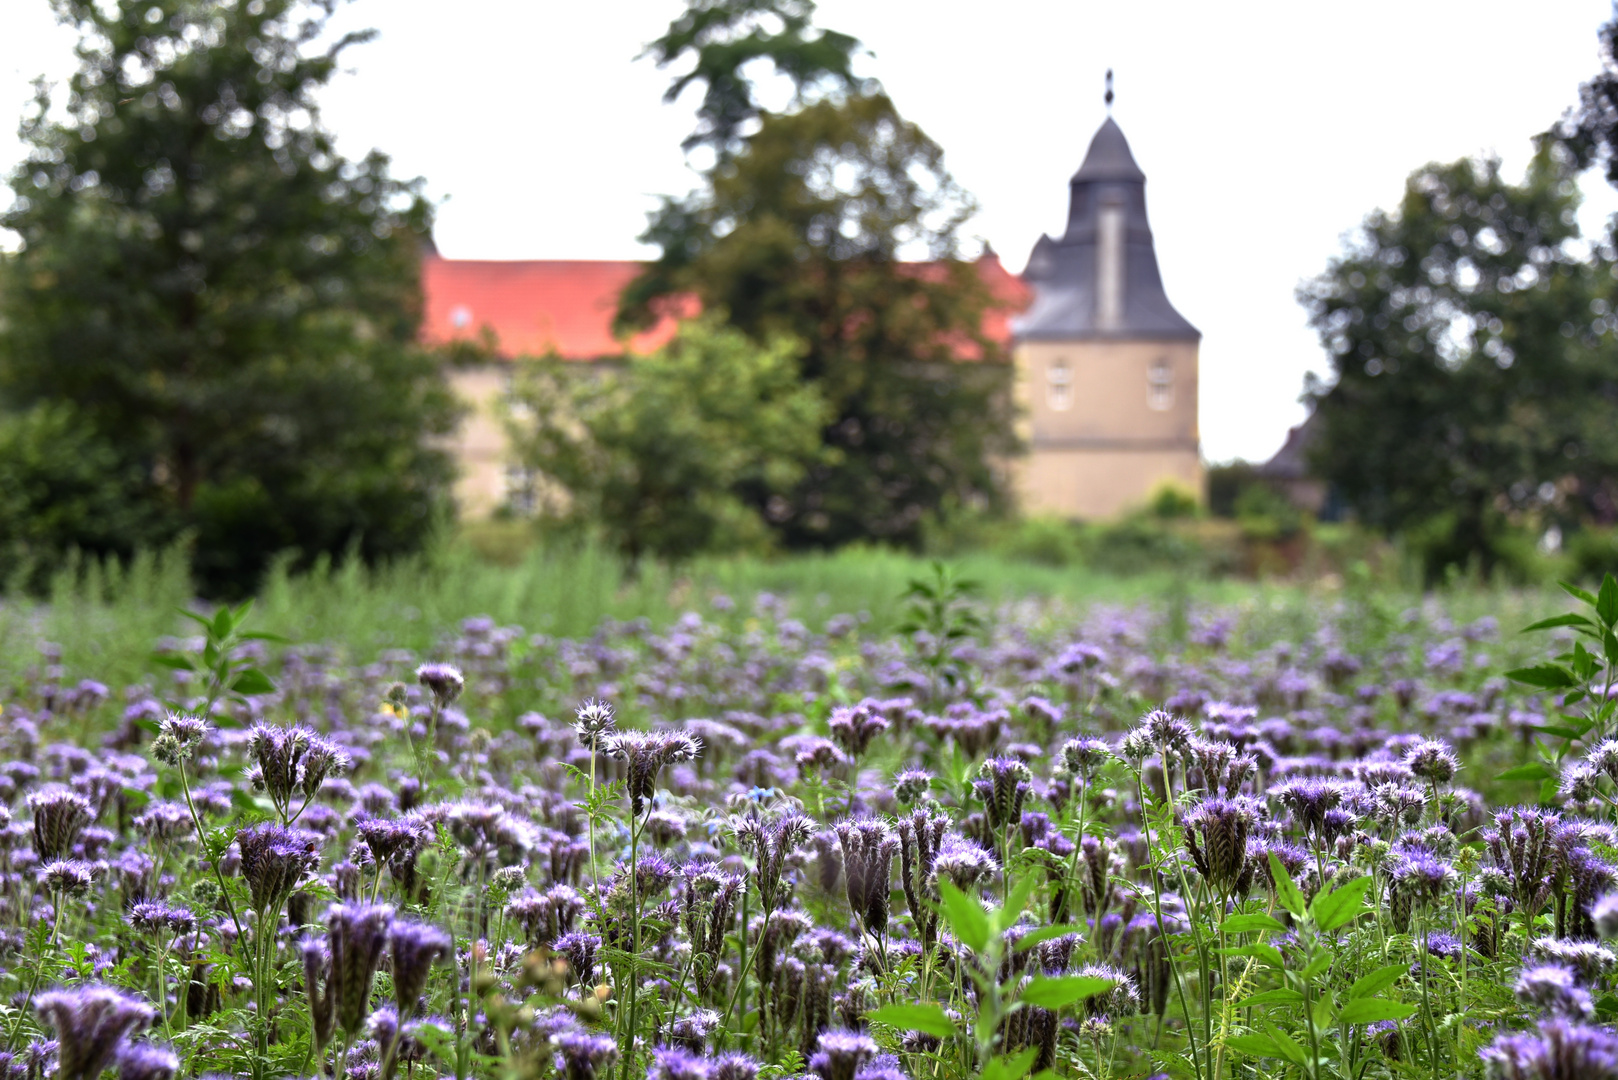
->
left=1013, top=338, right=1201, bottom=519
left=447, top=365, right=514, bottom=518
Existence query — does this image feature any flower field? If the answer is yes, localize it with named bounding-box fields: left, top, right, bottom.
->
left=1, top=571, right=1616, bottom=1080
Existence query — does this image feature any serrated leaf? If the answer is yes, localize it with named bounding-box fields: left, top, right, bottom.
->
left=1019, top=975, right=1116, bottom=1010
left=1338, top=998, right=1418, bottom=1024
left=867, top=1003, right=957, bottom=1040
left=1311, top=875, right=1371, bottom=932
left=1349, top=963, right=1406, bottom=999
left=1506, top=665, right=1577, bottom=690
left=936, top=881, right=989, bottom=953
left=1222, top=913, right=1287, bottom=934
left=1269, top=851, right=1307, bottom=918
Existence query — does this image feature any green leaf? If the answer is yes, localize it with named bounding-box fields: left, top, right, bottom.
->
left=1349, top=963, right=1407, bottom=999
left=1262, top=1020, right=1310, bottom=1066
left=1522, top=613, right=1596, bottom=632
left=1311, top=875, right=1371, bottom=932
left=229, top=669, right=276, bottom=696
left=1338, top=998, right=1418, bottom=1024
left=1269, top=851, right=1307, bottom=918
left=1237, top=989, right=1305, bottom=1008
left=150, top=654, right=195, bottom=671
left=997, top=873, right=1039, bottom=931
left=1600, top=573, right=1618, bottom=626
left=1222, top=913, right=1287, bottom=934
left=979, top=1047, right=1038, bottom=1080
left=867, top=1003, right=957, bottom=1040
left=211, top=605, right=235, bottom=640
left=1561, top=580, right=1599, bottom=605
left=1225, top=1034, right=1284, bottom=1058
left=1506, top=665, right=1577, bottom=690
left=1018, top=975, right=1117, bottom=1010
left=1310, top=993, right=1335, bottom=1032
left=1498, top=762, right=1556, bottom=782
left=1530, top=725, right=1584, bottom=741
left=936, top=882, right=990, bottom=953
left=1217, top=942, right=1286, bottom=968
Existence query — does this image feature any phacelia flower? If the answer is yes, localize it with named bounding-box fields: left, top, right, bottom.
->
left=328, top=902, right=395, bottom=1038
left=34, top=986, right=154, bottom=1080
left=389, top=919, right=451, bottom=1019
left=236, top=823, right=322, bottom=911
left=28, top=787, right=92, bottom=862
left=415, top=663, right=465, bottom=708
left=573, top=699, right=617, bottom=750
left=603, top=730, right=702, bottom=817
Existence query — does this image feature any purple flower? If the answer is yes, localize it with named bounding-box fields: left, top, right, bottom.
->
left=649, top=1045, right=712, bottom=1080
left=827, top=702, right=890, bottom=758
left=555, top=1030, right=618, bottom=1080
left=1183, top=797, right=1258, bottom=898
left=1515, top=964, right=1595, bottom=1019
left=28, top=787, right=92, bottom=862
left=573, top=699, right=617, bottom=750
left=834, top=818, right=896, bottom=935
left=415, top=663, right=465, bottom=707
left=236, top=823, right=321, bottom=911
left=34, top=986, right=154, bottom=1080
left=808, top=1030, right=879, bottom=1080
left=1480, top=1018, right=1618, bottom=1080
left=603, top=730, right=702, bottom=817
left=973, top=757, right=1032, bottom=831
left=327, top=902, right=395, bottom=1038
left=388, top=919, right=451, bottom=1019
left=555, top=931, right=601, bottom=985
left=115, top=1041, right=179, bottom=1080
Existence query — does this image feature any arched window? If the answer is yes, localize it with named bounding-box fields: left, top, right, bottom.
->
left=1148, top=358, right=1173, bottom=411
left=1047, top=358, right=1073, bottom=411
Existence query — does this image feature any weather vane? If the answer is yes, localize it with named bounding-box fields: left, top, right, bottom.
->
left=1105, top=69, right=1114, bottom=112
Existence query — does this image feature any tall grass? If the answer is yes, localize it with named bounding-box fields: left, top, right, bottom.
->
left=0, top=538, right=1563, bottom=693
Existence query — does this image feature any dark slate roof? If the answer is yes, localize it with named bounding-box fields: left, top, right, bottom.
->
left=1257, top=415, right=1320, bottom=480
left=1014, top=117, right=1199, bottom=341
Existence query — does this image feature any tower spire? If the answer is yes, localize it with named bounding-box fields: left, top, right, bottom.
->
left=1105, top=69, right=1114, bottom=112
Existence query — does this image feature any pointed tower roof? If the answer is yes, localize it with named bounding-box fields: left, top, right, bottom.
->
left=1014, top=114, right=1198, bottom=341
left=1070, top=118, right=1146, bottom=183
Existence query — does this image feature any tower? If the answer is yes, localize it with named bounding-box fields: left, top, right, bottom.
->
left=1012, top=106, right=1201, bottom=519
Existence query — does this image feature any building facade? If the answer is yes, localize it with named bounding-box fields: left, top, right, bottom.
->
left=1011, top=116, right=1202, bottom=518
left=420, top=114, right=1200, bottom=522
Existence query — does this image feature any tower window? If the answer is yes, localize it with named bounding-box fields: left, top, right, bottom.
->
left=1148, top=358, right=1173, bottom=411
left=1097, top=203, right=1125, bottom=330
left=1047, top=358, right=1073, bottom=411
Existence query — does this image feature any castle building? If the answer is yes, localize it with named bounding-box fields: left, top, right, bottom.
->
left=1011, top=114, right=1202, bottom=518
left=421, top=110, right=1200, bottom=521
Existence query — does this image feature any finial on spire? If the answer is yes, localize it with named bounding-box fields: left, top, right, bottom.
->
left=1105, top=69, right=1114, bottom=112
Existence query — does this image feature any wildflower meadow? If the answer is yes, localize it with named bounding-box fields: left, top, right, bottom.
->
left=1, top=566, right=1616, bottom=1080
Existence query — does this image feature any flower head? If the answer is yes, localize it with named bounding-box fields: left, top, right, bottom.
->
left=115, top=1041, right=179, bottom=1080
left=28, top=787, right=92, bottom=862
left=573, top=699, right=617, bottom=750
left=34, top=986, right=154, bottom=1080
left=389, top=919, right=451, bottom=1019
left=808, top=1030, right=879, bottom=1080
left=327, top=902, right=395, bottom=1038
left=415, top=663, right=465, bottom=708
left=236, top=823, right=322, bottom=911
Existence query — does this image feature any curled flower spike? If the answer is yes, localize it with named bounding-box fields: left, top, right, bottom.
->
left=1515, top=964, right=1595, bottom=1019
left=834, top=818, right=896, bottom=936
left=808, top=1029, right=878, bottom=1080
left=1403, top=738, right=1460, bottom=784
left=327, top=902, right=395, bottom=1038
left=603, top=729, right=702, bottom=817
left=114, top=1041, right=179, bottom=1080
left=826, top=702, right=889, bottom=758
left=1479, top=1018, right=1618, bottom=1080
left=28, top=787, right=92, bottom=862
left=150, top=713, right=210, bottom=767
left=236, top=823, right=322, bottom=911
left=973, top=757, right=1032, bottom=831
left=555, top=1030, right=618, bottom=1080
left=388, top=918, right=451, bottom=1019
left=34, top=986, right=154, bottom=1080
left=1183, top=797, right=1258, bottom=899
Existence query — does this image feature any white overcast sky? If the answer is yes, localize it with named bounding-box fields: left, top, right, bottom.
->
left=4, top=0, right=1616, bottom=463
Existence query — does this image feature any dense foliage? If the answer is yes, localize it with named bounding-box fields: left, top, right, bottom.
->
left=0, top=0, right=460, bottom=595
left=622, top=0, right=1017, bottom=549
left=506, top=319, right=831, bottom=561
left=1298, top=148, right=1618, bottom=582
left=2, top=571, right=1618, bottom=1079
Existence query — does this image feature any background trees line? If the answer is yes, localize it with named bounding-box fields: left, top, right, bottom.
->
left=4, top=0, right=1618, bottom=593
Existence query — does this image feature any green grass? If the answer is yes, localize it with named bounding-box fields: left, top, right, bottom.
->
left=0, top=538, right=1571, bottom=695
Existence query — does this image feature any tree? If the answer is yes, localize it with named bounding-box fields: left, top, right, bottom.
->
left=0, top=0, right=460, bottom=595
left=623, top=0, right=1017, bottom=549
left=1298, top=149, right=1618, bottom=580
left=506, top=319, right=829, bottom=561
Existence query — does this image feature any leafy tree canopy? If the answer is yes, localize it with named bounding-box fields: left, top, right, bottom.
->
left=1299, top=148, right=1618, bottom=580
left=506, top=318, right=829, bottom=562
left=623, top=0, right=1017, bottom=550
left=0, top=0, right=460, bottom=595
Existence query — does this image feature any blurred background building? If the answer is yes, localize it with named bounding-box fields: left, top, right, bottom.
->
left=422, top=114, right=1199, bottom=521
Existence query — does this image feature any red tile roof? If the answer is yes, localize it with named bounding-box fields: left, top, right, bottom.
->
left=420, top=252, right=1029, bottom=360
